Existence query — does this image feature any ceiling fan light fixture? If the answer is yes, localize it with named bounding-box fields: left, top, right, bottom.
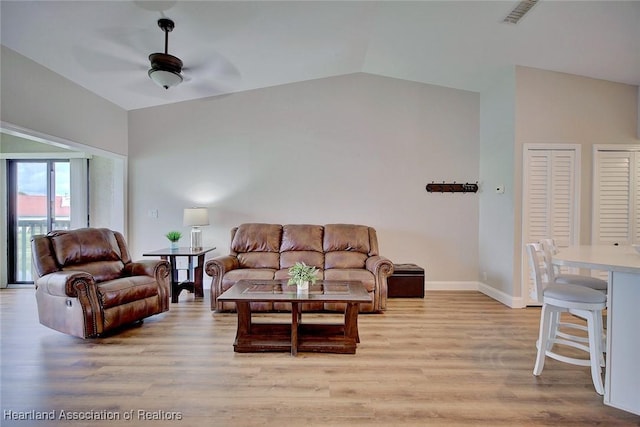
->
left=148, top=18, right=183, bottom=89
left=148, top=68, right=183, bottom=89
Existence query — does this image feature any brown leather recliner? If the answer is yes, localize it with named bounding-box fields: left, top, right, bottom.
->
left=31, top=228, right=171, bottom=338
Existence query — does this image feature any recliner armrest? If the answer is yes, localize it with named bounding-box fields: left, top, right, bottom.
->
left=123, top=259, right=171, bottom=313
left=35, top=271, right=95, bottom=298
left=124, top=259, right=170, bottom=279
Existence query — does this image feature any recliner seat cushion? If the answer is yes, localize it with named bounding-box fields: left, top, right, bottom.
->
left=97, top=276, right=159, bottom=309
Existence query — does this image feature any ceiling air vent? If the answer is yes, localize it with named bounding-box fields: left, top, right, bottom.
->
left=503, top=0, right=539, bottom=24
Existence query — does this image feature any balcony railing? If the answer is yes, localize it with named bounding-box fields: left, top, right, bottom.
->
left=16, top=219, right=70, bottom=282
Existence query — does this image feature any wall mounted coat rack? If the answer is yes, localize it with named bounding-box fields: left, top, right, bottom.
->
left=426, top=181, right=478, bottom=193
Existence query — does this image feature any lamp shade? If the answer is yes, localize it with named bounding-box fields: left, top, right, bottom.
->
left=148, top=68, right=183, bottom=89
left=183, top=207, right=209, bottom=227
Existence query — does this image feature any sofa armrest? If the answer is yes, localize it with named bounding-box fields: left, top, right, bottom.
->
left=366, top=256, right=394, bottom=311
left=35, top=271, right=95, bottom=298
left=205, top=255, right=239, bottom=277
left=205, top=255, right=240, bottom=310
left=366, top=255, right=394, bottom=275
left=123, top=260, right=171, bottom=311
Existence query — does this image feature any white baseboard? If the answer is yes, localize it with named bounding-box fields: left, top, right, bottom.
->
left=425, top=281, right=525, bottom=309
left=477, top=282, right=526, bottom=308
left=425, top=281, right=479, bottom=291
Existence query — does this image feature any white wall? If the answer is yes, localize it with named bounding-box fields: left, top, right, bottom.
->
left=0, top=47, right=129, bottom=287
left=90, top=155, right=126, bottom=233
left=0, top=46, right=128, bottom=156
left=515, top=67, right=639, bottom=244
left=510, top=67, right=639, bottom=304
left=478, top=66, right=639, bottom=307
left=128, top=73, right=480, bottom=283
left=478, top=67, right=517, bottom=303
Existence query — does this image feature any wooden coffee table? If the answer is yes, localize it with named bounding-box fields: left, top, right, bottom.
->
left=217, top=280, right=371, bottom=355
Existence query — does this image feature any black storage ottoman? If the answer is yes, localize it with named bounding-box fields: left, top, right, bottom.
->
left=387, top=263, right=425, bottom=298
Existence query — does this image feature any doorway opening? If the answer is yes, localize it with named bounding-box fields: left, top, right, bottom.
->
left=7, top=159, right=74, bottom=283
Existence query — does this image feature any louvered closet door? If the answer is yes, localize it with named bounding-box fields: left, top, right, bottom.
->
left=522, top=147, right=579, bottom=305
left=593, top=150, right=639, bottom=245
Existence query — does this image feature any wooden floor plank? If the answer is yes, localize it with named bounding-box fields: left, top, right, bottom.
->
left=1, top=288, right=638, bottom=426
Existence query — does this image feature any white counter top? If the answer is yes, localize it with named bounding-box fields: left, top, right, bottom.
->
left=553, top=245, right=640, bottom=274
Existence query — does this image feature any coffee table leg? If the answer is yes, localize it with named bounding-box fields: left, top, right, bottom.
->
left=344, top=303, right=360, bottom=343
left=291, top=303, right=300, bottom=356
left=236, top=302, right=252, bottom=340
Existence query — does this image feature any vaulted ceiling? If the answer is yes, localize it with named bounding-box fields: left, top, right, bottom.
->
left=2, top=1, right=639, bottom=111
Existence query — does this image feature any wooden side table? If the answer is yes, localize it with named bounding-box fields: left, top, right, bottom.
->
left=143, top=247, right=215, bottom=303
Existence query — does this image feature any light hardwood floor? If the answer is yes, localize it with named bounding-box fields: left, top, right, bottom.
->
left=1, top=289, right=638, bottom=427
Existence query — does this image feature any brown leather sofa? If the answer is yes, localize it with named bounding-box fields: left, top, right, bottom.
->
left=206, top=223, right=394, bottom=312
left=31, top=228, right=171, bottom=338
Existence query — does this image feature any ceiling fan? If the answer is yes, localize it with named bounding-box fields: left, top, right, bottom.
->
left=148, top=18, right=183, bottom=89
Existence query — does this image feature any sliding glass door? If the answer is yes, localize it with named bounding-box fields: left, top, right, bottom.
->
left=7, top=160, right=71, bottom=283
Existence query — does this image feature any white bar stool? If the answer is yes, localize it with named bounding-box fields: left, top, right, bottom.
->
left=539, top=239, right=607, bottom=292
left=526, top=243, right=607, bottom=395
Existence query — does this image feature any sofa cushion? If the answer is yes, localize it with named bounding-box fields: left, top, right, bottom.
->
left=280, top=251, right=324, bottom=269
left=221, top=268, right=276, bottom=292
left=274, top=268, right=324, bottom=281
left=324, top=269, right=375, bottom=292
left=51, top=228, right=122, bottom=267
left=231, top=223, right=282, bottom=253
left=237, top=252, right=280, bottom=269
left=323, top=224, right=370, bottom=254
left=325, top=252, right=368, bottom=269
left=231, top=224, right=281, bottom=269
left=323, top=269, right=376, bottom=313
left=97, top=276, right=159, bottom=309
left=281, top=224, right=323, bottom=252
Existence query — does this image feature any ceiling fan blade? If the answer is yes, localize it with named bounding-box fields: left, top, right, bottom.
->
left=184, top=51, right=239, bottom=78
left=96, top=26, right=158, bottom=59
left=181, top=50, right=241, bottom=94
left=132, top=1, right=177, bottom=13
left=72, top=44, right=147, bottom=73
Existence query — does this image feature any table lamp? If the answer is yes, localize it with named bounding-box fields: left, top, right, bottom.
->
left=183, top=207, right=209, bottom=250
